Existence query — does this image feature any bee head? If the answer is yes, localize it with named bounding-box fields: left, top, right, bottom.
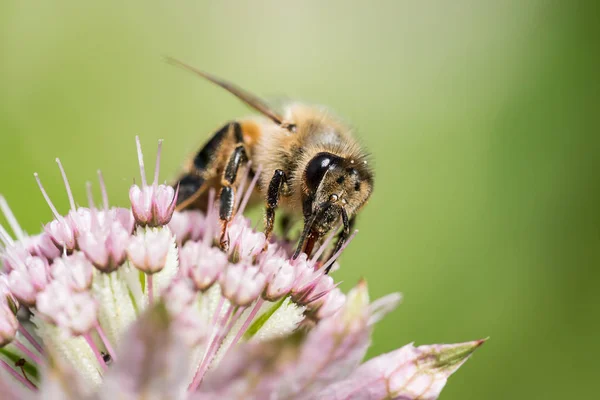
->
left=295, top=152, right=373, bottom=258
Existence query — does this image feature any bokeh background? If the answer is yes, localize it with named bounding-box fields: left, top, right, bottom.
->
left=1, top=1, right=599, bottom=398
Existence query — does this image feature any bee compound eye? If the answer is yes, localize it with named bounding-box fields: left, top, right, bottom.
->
left=305, top=152, right=343, bottom=192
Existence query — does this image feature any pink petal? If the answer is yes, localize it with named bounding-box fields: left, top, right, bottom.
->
left=316, top=340, right=486, bottom=400
left=152, top=185, right=177, bottom=225
left=36, top=282, right=97, bottom=335
left=99, top=303, right=189, bottom=400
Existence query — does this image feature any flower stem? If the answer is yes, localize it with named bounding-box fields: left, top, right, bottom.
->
left=223, top=298, right=264, bottom=358
left=188, top=304, right=237, bottom=392
left=211, top=297, right=225, bottom=326
left=18, top=325, right=44, bottom=356
left=95, top=322, right=117, bottom=362
left=0, top=359, right=37, bottom=391
left=83, top=333, right=107, bottom=371
left=147, top=274, right=154, bottom=305
left=13, top=339, right=43, bottom=366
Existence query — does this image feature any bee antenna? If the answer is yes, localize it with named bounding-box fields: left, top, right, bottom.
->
left=165, top=57, right=290, bottom=130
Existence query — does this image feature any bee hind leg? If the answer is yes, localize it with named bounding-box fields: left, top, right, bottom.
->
left=219, top=143, right=248, bottom=250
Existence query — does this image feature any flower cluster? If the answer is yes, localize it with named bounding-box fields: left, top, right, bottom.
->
left=0, top=137, right=484, bottom=399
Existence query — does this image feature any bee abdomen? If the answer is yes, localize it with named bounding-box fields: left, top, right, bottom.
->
left=193, top=122, right=241, bottom=171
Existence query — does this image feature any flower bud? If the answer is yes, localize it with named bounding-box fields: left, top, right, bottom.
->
left=262, top=256, right=295, bottom=301
left=179, top=241, right=228, bottom=291
left=7, top=256, right=50, bottom=306
left=220, top=264, right=266, bottom=306
left=36, top=281, right=98, bottom=336
left=51, top=252, right=93, bottom=292
left=127, top=227, right=173, bottom=274
left=0, top=304, right=18, bottom=347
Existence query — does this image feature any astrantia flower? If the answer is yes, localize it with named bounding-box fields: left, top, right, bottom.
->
left=0, top=137, right=485, bottom=399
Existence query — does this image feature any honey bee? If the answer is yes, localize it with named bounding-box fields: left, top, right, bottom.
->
left=167, top=58, right=373, bottom=271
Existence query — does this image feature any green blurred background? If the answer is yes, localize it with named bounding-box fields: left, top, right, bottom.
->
left=1, top=1, right=599, bottom=398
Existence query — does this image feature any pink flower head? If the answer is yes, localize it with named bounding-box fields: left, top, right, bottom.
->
left=168, top=210, right=193, bottom=245
left=168, top=210, right=207, bottom=246
left=0, top=303, right=18, bottom=347
left=1, top=242, right=30, bottom=273
left=0, top=137, right=485, bottom=399
left=36, top=159, right=91, bottom=252
left=219, top=263, right=267, bottom=306
left=129, top=185, right=154, bottom=225
left=36, top=281, right=98, bottom=336
left=261, top=255, right=296, bottom=301
left=78, top=209, right=132, bottom=273
left=129, top=137, right=178, bottom=227
left=127, top=227, right=173, bottom=274
left=179, top=241, right=228, bottom=291
left=0, top=276, right=15, bottom=308
left=22, top=233, right=61, bottom=262
left=7, top=256, right=50, bottom=306
left=228, top=216, right=266, bottom=261
left=43, top=217, right=76, bottom=252
left=66, top=207, right=93, bottom=237
left=315, top=287, right=347, bottom=319
left=50, top=252, right=93, bottom=292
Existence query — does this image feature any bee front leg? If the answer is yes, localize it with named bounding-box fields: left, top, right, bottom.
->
left=219, top=144, right=248, bottom=250
left=264, top=169, right=288, bottom=247
left=324, top=212, right=355, bottom=274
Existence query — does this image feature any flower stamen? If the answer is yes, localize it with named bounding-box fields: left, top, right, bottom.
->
left=98, top=171, right=110, bottom=211
left=0, top=223, right=13, bottom=247
left=0, top=195, right=24, bottom=242
left=238, top=165, right=262, bottom=216
left=55, top=158, right=76, bottom=212
left=153, top=139, right=163, bottom=187
left=309, top=223, right=339, bottom=265
left=33, top=173, right=61, bottom=220
left=321, top=229, right=359, bottom=272
left=135, top=136, right=148, bottom=188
